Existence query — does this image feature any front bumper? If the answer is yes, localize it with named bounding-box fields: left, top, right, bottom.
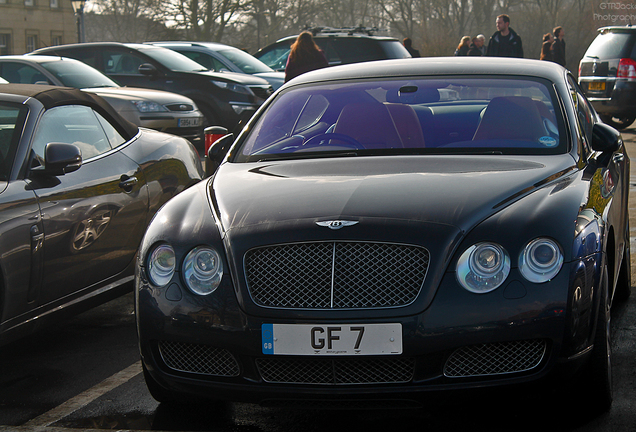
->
left=136, top=257, right=599, bottom=404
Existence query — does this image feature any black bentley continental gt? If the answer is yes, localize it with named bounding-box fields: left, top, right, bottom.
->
left=0, top=84, right=203, bottom=346
left=136, top=57, right=630, bottom=411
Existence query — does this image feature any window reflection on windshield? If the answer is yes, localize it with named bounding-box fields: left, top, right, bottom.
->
left=237, top=77, right=565, bottom=162
left=140, top=47, right=209, bottom=72
left=41, top=60, right=118, bottom=89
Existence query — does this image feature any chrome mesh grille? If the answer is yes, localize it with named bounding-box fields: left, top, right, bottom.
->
left=256, top=357, right=415, bottom=385
left=165, top=103, right=195, bottom=112
left=159, top=341, right=240, bottom=377
left=245, top=242, right=429, bottom=309
left=443, top=339, right=547, bottom=378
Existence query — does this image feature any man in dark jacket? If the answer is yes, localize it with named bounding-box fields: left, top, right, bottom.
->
left=551, top=26, right=566, bottom=67
left=486, top=14, right=524, bottom=58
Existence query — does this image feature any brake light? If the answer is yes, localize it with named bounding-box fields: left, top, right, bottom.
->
left=617, top=58, right=636, bottom=79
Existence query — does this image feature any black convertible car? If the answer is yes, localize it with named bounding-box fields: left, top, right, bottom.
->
left=0, top=84, right=203, bottom=346
left=136, top=58, right=630, bottom=411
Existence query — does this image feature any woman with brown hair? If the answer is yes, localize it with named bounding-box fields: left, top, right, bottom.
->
left=540, top=33, right=554, bottom=61
left=454, top=36, right=471, bottom=56
left=284, top=31, right=329, bottom=82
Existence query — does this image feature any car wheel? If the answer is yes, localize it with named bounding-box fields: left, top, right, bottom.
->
left=580, top=264, right=613, bottom=412
left=600, top=114, right=635, bottom=130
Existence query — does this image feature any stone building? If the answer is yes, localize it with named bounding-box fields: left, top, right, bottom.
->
left=0, top=0, right=76, bottom=54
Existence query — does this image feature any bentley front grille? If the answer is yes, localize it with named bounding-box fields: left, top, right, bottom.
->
left=245, top=242, right=429, bottom=309
left=158, top=341, right=240, bottom=377
left=443, top=339, right=547, bottom=378
left=256, top=357, right=415, bottom=385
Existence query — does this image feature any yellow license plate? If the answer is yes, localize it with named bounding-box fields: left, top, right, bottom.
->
left=588, top=82, right=606, bottom=91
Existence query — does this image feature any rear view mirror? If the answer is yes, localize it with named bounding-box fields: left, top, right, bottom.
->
left=591, top=122, right=621, bottom=153
left=32, top=142, right=82, bottom=176
left=138, top=63, right=159, bottom=77
left=205, top=131, right=234, bottom=176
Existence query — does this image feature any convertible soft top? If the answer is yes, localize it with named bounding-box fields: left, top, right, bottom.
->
left=0, top=84, right=139, bottom=140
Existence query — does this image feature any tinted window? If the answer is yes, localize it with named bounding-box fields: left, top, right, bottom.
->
left=178, top=51, right=226, bottom=71
left=0, top=62, right=50, bottom=84
left=329, top=38, right=384, bottom=63
left=378, top=40, right=412, bottom=59
left=217, top=48, right=273, bottom=73
left=31, top=105, right=114, bottom=163
left=0, top=102, right=28, bottom=180
left=256, top=43, right=291, bottom=70
left=40, top=60, right=119, bottom=88
left=237, top=77, right=565, bottom=162
left=138, top=46, right=208, bottom=72
left=584, top=32, right=636, bottom=59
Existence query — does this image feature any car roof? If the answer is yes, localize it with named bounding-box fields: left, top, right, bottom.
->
left=149, top=41, right=234, bottom=51
left=598, top=25, right=636, bottom=34
left=1, top=55, right=69, bottom=63
left=0, top=83, right=138, bottom=139
left=284, top=57, right=567, bottom=87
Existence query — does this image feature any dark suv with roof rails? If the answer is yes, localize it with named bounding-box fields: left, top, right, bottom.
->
left=579, top=25, right=636, bottom=129
left=30, top=42, right=273, bottom=133
left=254, top=26, right=411, bottom=71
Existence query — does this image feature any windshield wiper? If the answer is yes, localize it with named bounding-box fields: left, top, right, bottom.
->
left=253, top=151, right=359, bottom=162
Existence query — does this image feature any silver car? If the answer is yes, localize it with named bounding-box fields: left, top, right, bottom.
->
left=0, top=55, right=204, bottom=143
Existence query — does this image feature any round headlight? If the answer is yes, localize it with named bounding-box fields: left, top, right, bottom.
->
left=183, top=246, right=223, bottom=295
left=147, top=244, right=175, bottom=286
left=519, top=238, right=563, bottom=283
left=457, top=243, right=510, bottom=293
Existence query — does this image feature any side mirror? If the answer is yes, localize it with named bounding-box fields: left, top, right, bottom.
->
left=138, top=63, right=159, bottom=77
left=32, top=142, right=82, bottom=176
left=205, top=130, right=234, bottom=176
left=591, top=122, right=621, bottom=153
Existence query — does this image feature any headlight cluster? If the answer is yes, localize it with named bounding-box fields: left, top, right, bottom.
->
left=131, top=100, right=169, bottom=112
left=457, top=238, right=563, bottom=293
left=146, top=244, right=224, bottom=295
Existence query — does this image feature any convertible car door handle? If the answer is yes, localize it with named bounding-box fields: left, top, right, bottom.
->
left=119, top=175, right=138, bottom=191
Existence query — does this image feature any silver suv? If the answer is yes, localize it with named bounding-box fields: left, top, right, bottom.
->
left=579, top=25, right=636, bottom=129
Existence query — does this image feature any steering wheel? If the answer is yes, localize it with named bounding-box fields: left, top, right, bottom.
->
left=302, top=133, right=364, bottom=149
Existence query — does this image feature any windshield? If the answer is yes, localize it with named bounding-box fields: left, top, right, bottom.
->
left=236, top=77, right=566, bottom=162
left=218, top=48, right=273, bottom=73
left=41, top=60, right=119, bottom=88
left=0, top=102, right=28, bottom=180
left=584, top=32, right=636, bottom=59
left=139, top=46, right=208, bottom=72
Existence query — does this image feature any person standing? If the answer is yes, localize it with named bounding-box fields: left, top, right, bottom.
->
left=476, top=34, right=486, bottom=55
left=454, top=36, right=471, bottom=56
left=284, top=31, right=329, bottom=83
left=403, top=38, right=421, bottom=57
left=468, top=36, right=484, bottom=56
left=551, top=26, right=566, bottom=67
left=486, top=14, right=524, bottom=58
left=540, top=33, right=553, bottom=61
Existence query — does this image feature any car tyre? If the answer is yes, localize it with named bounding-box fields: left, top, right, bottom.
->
left=599, top=114, right=635, bottom=130
left=579, top=265, right=613, bottom=412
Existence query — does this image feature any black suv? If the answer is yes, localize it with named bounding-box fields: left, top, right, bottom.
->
left=579, top=26, right=636, bottom=129
left=254, top=27, right=411, bottom=71
left=31, top=43, right=273, bottom=132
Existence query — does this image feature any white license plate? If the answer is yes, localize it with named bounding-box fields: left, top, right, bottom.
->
left=262, top=323, right=402, bottom=355
left=178, top=117, right=201, bottom=127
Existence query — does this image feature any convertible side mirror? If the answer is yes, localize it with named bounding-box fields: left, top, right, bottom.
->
left=205, top=126, right=233, bottom=176
left=32, top=142, right=82, bottom=176
left=591, top=122, right=621, bottom=153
